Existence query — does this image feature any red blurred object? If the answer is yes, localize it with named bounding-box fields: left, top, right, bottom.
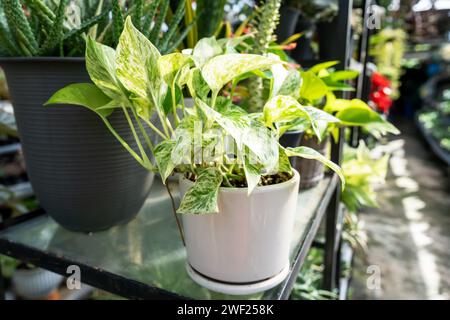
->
left=370, top=72, right=393, bottom=114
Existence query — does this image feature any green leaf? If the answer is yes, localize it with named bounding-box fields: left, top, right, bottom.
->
left=324, top=96, right=352, bottom=113
left=160, top=0, right=186, bottom=53
left=285, top=146, right=345, bottom=189
left=215, top=97, right=247, bottom=115
left=158, top=53, right=193, bottom=86
left=171, top=117, right=195, bottom=165
left=45, top=83, right=113, bottom=117
left=197, top=98, right=279, bottom=173
left=278, top=147, right=292, bottom=174
left=335, top=101, right=400, bottom=137
left=327, top=70, right=359, bottom=81
left=85, top=37, right=123, bottom=102
left=112, top=0, right=125, bottom=45
left=217, top=35, right=252, bottom=53
left=302, top=106, right=340, bottom=141
left=241, top=151, right=261, bottom=195
left=162, top=84, right=182, bottom=115
left=201, top=53, right=279, bottom=93
left=39, top=0, right=68, bottom=56
left=187, top=67, right=210, bottom=100
left=116, top=17, right=166, bottom=119
left=178, top=168, right=223, bottom=214
left=192, top=36, right=223, bottom=68
left=309, top=61, right=339, bottom=74
left=196, top=0, right=226, bottom=39
left=271, top=64, right=301, bottom=99
left=159, top=53, right=192, bottom=115
left=148, top=0, right=169, bottom=46
left=64, top=9, right=112, bottom=42
left=300, top=71, right=329, bottom=102
left=278, top=117, right=310, bottom=137
left=154, top=140, right=176, bottom=183
left=322, top=77, right=355, bottom=92
left=263, top=95, right=311, bottom=128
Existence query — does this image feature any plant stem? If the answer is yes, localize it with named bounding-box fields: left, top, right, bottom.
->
left=222, top=173, right=233, bottom=187
left=165, top=183, right=186, bottom=247
left=130, top=107, right=156, bottom=171
left=211, top=90, right=218, bottom=110
left=180, top=95, right=186, bottom=116
left=171, top=83, right=180, bottom=126
left=121, top=106, right=151, bottom=167
left=230, top=82, right=236, bottom=101
left=101, top=117, right=144, bottom=166
left=154, top=100, right=172, bottom=138
left=141, top=117, right=168, bottom=140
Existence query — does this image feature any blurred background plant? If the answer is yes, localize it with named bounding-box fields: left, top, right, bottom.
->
left=290, top=248, right=337, bottom=300
left=0, top=184, right=29, bottom=216
left=224, top=0, right=254, bottom=26
left=0, top=0, right=196, bottom=56
left=338, top=142, right=391, bottom=254
left=247, top=0, right=281, bottom=112
left=0, top=255, right=20, bottom=279
left=341, top=142, right=390, bottom=214
left=0, top=69, right=9, bottom=100
left=284, top=0, right=338, bottom=22
left=370, top=28, right=407, bottom=99
left=0, top=0, right=112, bottom=56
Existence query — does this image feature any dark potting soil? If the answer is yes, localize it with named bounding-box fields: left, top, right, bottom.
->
left=185, top=171, right=294, bottom=188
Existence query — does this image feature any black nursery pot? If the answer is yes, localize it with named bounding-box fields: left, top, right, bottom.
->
left=295, top=135, right=329, bottom=189
left=0, top=58, right=154, bottom=232
left=291, top=15, right=316, bottom=61
left=279, top=130, right=304, bottom=167
left=275, top=6, right=301, bottom=43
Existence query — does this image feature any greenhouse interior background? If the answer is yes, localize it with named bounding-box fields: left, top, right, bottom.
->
left=0, top=0, right=449, bottom=301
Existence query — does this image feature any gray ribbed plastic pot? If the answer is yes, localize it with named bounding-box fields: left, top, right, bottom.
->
left=0, top=58, right=154, bottom=232
left=295, top=135, right=329, bottom=189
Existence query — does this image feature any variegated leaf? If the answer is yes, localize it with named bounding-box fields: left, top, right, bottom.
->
left=154, top=140, right=176, bottom=183
left=178, top=168, right=223, bottom=214
left=85, top=37, right=123, bottom=102
left=201, top=54, right=279, bottom=93
left=285, top=146, right=345, bottom=189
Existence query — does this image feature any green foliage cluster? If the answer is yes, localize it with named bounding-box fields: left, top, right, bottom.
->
left=46, top=18, right=345, bottom=215
left=370, top=28, right=407, bottom=99
left=0, top=69, right=8, bottom=99
left=341, top=142, right=389, bottom=213
left=247, top=0, right=282, bottom=112
left=0, top=0, right=111, bottom=56
left=43, top=18, right=399, bottom=216
left=196, top=0, right=226, bottom=39
left=295, top=61, right=400, bottom=141
left=0, top=0, right=192, bottom=57
left=418, top=109, right=450, bottom=151
left=290, top=248, right=336, bottom=300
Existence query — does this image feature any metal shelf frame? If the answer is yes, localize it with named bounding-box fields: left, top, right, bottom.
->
left=0, top=0, right=375, bottom=300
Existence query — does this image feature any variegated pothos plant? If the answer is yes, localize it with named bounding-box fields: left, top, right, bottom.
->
left=46, top=17, right=345, bottom=215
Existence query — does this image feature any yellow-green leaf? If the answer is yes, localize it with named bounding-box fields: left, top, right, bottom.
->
left=285, top=146, right=345, bottom=189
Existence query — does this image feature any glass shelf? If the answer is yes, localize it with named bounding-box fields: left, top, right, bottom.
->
left=0, top=175, right=337, bottom=300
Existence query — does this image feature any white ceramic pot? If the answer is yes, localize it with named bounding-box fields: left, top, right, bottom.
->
left=12, top=267, right=63, bottom=299
left=179, top=169, right=300, bottom=285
